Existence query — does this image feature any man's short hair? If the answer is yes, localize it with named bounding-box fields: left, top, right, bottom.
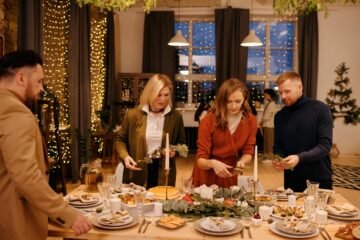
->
left=276, top=71, right=302, bottom=85
left=0, top=50, right=43, bottom=78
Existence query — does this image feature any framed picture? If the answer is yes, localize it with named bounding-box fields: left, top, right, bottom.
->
left=0, top=34, right=4, bottom=57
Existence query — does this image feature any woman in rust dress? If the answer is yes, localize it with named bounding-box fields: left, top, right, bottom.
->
left=192, top=79, right=257, bottom=187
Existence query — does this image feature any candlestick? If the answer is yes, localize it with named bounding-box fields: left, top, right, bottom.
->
left=254, top=145, right=258, bottom=182
left=165, top=169, right=169, bottom=200
left=165, top=133, right=169, bottom=170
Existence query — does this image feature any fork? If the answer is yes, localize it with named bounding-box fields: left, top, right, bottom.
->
left=320, top=226, right=332, bottom=240
left=245, top=223, right=252, bottom=239
left=138, top=219, right=146, bottom=233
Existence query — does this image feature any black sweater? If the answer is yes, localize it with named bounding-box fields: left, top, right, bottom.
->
left=274, top=96, right=333, bottom=191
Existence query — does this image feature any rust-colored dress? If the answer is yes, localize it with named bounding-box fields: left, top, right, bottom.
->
left=192, top=112, right=257, bottom=187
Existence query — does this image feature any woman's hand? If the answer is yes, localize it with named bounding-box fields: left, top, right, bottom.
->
left=211, top=160, right=233, bottom=178
left=161, top=148, right=176, bottom=158
left=235, top=160, right=246, bottom=175
left=124, top=156, right=142, bottom=171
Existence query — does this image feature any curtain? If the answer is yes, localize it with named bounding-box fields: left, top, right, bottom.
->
left=142, top=11, right=176, bottom=82
left=104, top=12, right=116, bottom=127
left=215, top=8, right=249, bottom=90
left=298, top=12, right=318, bottom=99
left=68, top=2, right=91, bottom=182
left=18, top=0, right=42, bottom=53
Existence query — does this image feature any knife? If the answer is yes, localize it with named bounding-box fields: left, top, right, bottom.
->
left=138, top=219, right=146, bottom=233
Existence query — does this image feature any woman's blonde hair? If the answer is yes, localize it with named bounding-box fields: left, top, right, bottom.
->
left=138, top=74, right=173, bottom=109
left=214, top=78, right=252, bottom=129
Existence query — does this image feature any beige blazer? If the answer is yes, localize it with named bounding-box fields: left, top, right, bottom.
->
left=0, top=89, right=78, bottom=240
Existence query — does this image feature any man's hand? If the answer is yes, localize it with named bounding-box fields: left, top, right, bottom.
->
left=161, top=148, right=176, bottom=158
left=71, top=215, right=92, bottom=236
left=272, top=155, right=299, bottom=171
left=211, top=160, right=233, bottom=178
left=124, top=156, right=141, bottom=171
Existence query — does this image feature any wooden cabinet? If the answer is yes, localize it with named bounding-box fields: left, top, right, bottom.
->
left=114, top=73, right=154, bottom=125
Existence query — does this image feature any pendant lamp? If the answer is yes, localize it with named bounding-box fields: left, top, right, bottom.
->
left=168, top=0, right=189, bottom=47
left=241, top=0, right=263, bottom=47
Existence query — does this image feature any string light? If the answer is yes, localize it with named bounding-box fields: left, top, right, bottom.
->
left=43, top=0, right=72, bottom=166
left=89, top=12, right=107, bottom=131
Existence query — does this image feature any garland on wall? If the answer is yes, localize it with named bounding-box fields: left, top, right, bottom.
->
left=76, top=0, right=157, bottom=12
left=43, top=0, right=72, bottom=166
left=90, top=10, right=107, bottom=132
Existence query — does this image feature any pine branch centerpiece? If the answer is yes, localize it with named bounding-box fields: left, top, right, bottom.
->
left=325, top=62, right=360, bottom=125
left=162, top=187, right=255, bottom=219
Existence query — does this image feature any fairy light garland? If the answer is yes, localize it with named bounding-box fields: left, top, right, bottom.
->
left=43, top=0, right=72, bottom=165
left=90, top=13, right=107, bottom=131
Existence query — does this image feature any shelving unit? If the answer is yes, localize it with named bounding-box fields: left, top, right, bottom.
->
left=114, top=73, right=154, bottom=125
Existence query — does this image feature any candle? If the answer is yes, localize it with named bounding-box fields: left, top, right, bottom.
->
left=254, top=145, right=258, bottom=181
left=165, top=133, right=169, bottom=170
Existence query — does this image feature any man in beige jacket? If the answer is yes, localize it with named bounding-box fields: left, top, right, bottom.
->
left=0, top=50, right=92, bottom=239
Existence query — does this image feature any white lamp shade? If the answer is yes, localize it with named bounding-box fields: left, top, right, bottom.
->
left=241, top=29, right=263, bottom=47
left=168, top=30, right=189, bottom=47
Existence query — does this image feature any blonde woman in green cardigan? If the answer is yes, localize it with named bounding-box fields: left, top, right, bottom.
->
left=116, top=74, right=186, bottom=188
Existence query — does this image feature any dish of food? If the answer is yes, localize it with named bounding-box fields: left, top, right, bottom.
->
left=156, top=215, right=186, bottom=229
left=271, top=206, right=306, bottom=219
left=148, top=186, right=180, bottom=200
left=327, top=204, right=358, bottom=217
left=194, top=218, right=243, bottom=236
left=118, top=193, right=154, bottom=206
left=200, top=217, right=236, bottom=232
left=275, top=217, right=316, bottom=235
left=97, top=211, right=133, bottom=226
left=269, top=221, right=319, bottom=239
left=335, top=222, right=360, bottom=240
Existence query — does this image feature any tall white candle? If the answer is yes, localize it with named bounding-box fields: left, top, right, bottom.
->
left=165, top=133, right=169, bottom=170
left=254, top=145, right=258, bottom=181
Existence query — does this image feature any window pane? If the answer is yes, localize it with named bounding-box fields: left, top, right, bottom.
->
left=247, top=49, right=265, bottom=74
left=251, top=21, right=266, bottom=45
left=192, top=21, right=215, bottom=47
left=192, top=81, right=216, bottom=104
left=175, top=81, right=188, bottom=104
left=268, top=81, right=282, bottom=104
left=192, top=48, right=216, bottom=74
left=270, top=49, right=293, bottom=75
left=247, top=81, right=265, bottom=106
left=270, top=22, right=294, bottom=48
left=177, top=48, right=189, bottom=74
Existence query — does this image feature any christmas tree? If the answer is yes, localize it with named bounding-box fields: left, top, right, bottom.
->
left=325, top=62, right=360, bottom=125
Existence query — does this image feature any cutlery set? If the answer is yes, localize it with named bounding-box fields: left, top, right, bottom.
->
left=138, top=219, right=152, bottom=234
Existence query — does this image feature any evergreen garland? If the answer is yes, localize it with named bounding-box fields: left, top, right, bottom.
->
left=325, top=63, right=360, bottom=125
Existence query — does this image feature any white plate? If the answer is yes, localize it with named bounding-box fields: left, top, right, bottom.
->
left=97, top=213, right=133, bottom=227
left=275, top=221, right=317, bottom=235
left=200, top=218, right=236, bottom=232
left=91, top=215, right=137, bottom=230
left=269, top=221, right=319, bottom=239
left=194, top=218, right=243, bottom=236
left=328, top=212, right=360, bottom=221
left=69, top=200, right=103, bottom=209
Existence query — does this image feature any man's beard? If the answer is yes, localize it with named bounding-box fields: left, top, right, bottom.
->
left=24, top=84, right=39, bottom=108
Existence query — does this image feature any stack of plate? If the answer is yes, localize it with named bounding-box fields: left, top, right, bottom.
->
left=91, top=213, right=137, bottom=230
left=327, top=206, right=360, bottom=221
left=194, top=217, right=243, bottom=236
left=67, top=195, right=103, bottom=209
left=269, top=221, right=319, bottom=239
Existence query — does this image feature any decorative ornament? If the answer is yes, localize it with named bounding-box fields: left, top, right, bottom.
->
left=76, top=0, right=157, bottom=12
left=273, top=0, right=360, bottom=17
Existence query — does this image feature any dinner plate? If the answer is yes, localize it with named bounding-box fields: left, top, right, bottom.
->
left=69, top=200, right=103, bottom=209
left=155, top=219, right=186, bottom=230
left=91, top=215, right=137, bottom=230
left=328, top=212, right=360, bottom=221
left=200, top=218, right=236, bottom=232
left=327, top=208, right=358, bottom=217
left=97, top=213, right=133, bottom=227
left=269, top=221, right=319, bottom=239
left=194, top=218, right=243, bottom=236
left=275, top=221, right=317, bottom=235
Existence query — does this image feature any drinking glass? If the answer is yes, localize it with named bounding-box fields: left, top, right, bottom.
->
left=97, top=182, right=110, bottom=208
left=134, top=190, right=146, bottom=221
left=304, top=195, right=316, bottom=219
left=105, top=174, right=116, bottom=190
left=306, top=180, right=319, bottom=201
left=181, top=176, right=192, bottom=194
left=317, top=192, right=330, bottom=210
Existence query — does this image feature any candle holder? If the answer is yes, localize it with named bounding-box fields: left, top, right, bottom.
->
left=164, top=169, right=170, bottom=200
left=250, top=179, right=259, bottom=212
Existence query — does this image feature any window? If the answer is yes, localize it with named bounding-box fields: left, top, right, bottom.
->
left=174, top=18, right=216, bottom=107
left=174, top=16, right=297, bottom=107
left=247, top=16, right=297, bottom=105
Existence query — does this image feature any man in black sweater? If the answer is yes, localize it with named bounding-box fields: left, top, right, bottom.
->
left=273, top=72, right=333, bottom=192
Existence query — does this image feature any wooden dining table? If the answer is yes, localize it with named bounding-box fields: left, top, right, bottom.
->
left=48, top=185, right=357, bottom=240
